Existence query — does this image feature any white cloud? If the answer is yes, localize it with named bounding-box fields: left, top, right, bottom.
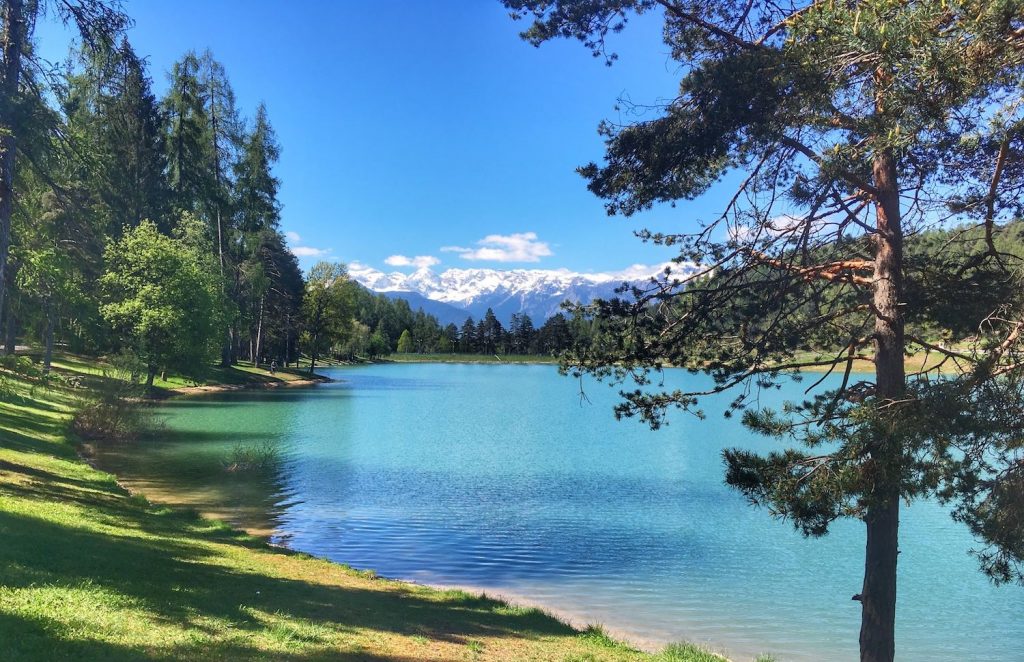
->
left=728, top=215, right=813, bottom=243
left=283, top=230, right=333, bottom=259
left=442, top=232, right=553, bottom=263
left=384, top=254, right=440, bottom=269
left=290, top=246, right=331, bottom=258
left=602, top=262, right=677, bottom=281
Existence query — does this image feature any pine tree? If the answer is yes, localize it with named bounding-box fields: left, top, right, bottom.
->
left=458, top=316, right=476, bottom=353
left=506, top=3, right=1024, bottom=659
left=232, top=103, right=285, bottom=365
left=0, top=0, right=127, bottom=336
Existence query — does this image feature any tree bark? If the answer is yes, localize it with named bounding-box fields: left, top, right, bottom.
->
left=42, top=300, right=53, bottom=375
left=308, top=331, right=318, bottom=375
left=0, top=0, right=32, bottom=336
left=860, top=147, right=905, bottom=662
left=2, top=286, right=13, bottom=355
left=254, top=295, right=264, bottom=368
left=284, top=311, right=291, bottom=367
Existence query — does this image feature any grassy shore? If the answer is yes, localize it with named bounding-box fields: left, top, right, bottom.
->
left=0, top=355, right=736, bottom=661
left=386, top=353, right=559, bottom=365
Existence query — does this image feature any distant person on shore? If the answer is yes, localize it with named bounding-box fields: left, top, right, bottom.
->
left=269, top=361, right=277, bottom=375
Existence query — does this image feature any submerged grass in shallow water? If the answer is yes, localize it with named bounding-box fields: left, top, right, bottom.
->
left=222, top=440, right=282, bottom=473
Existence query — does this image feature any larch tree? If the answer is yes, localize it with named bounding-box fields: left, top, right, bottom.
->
left=0, top=0, right=127, bottom=340
left=396, top=329, right=414, bottom=354
left=198, top=49, right=242, bottom=281
left=504, top=2, right=1024, bottom=661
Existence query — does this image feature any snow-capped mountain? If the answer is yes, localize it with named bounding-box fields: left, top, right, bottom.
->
left=349, top=262, right=699, bottom=324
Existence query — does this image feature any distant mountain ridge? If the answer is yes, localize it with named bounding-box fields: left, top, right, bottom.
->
left=349, top=262, right=699, bottom=324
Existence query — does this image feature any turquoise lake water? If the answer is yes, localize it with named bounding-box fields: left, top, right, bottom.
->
left=100, top=364, right=1023, bottom=661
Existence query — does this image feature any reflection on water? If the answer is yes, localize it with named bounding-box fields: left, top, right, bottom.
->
left=93, top=364, right=1024, bottom=662
left=94, top=393, right=308, bottom=537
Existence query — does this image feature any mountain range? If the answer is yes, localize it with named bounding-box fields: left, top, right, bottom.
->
left=349, top=262, right=698, bottom=325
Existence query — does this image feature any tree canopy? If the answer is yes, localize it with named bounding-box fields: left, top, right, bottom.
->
left=506, top=2, right=1024, bottom=660
left=100, top=220, right=223, bottom=385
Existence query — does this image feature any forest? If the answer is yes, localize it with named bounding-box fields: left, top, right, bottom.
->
left=1, top=21, right=605, bottom=386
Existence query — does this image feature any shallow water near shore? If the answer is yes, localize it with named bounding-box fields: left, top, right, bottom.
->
left=95, top=363, right=1023, bottom=661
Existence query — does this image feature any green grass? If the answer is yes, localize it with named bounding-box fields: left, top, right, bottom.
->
left=43, top=353, right=323, bottom=393
left=0, top=353, right=734, bottom=661
left=386, top=353, right=559, bottom=364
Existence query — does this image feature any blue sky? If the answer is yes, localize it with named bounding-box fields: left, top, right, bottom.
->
left=36, top=1, right=725, bottom=275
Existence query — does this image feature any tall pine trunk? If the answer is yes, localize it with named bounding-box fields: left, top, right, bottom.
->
left=308, top=331, right=318, bottom=375
left=860, top=148, right=905, bottom=662
left=253, top=296, right=264, bottom=368
left=284, top=311, right=291, bottom=367
left=42, top=300, right=54, bottom=375
left=0, top=0, right=31, bottom=336
left=2, top=285, right=13, bottom=355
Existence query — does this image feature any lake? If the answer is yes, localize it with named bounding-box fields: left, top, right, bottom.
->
left=95, top=363, right=1023, bottom=661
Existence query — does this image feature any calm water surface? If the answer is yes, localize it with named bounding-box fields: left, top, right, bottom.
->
left=96, top=364, right=1023, bottom=661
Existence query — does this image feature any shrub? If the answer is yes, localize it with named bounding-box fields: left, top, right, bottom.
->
left=71, top=352, right=151, bottom=441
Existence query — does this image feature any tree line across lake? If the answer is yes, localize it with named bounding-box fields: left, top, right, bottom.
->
left=344, top=285, right=593, bottom=360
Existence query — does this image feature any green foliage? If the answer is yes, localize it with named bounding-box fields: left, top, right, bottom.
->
left=100, top=220, right=224, bottom=384
left=71, top=351, right=150, bottom=441
left=396, top=328, right=414, bottom=353
left=301, top=261, right=354, bottom=372
left=659, top=642, right=727, bottom=662
left=507, top=2, right=1024, bottom=657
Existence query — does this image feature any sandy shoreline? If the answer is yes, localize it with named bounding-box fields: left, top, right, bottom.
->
left=168, top=374, right=332, bottom=396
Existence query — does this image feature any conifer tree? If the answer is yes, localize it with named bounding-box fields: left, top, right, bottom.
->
left=91, top=40, right=171, bottom=233
left=0, top=0, right=127, bottom=335
left=506, top=2, right=1024, bottom=660
left=198, top=49, right=242, bottom=279
left=459, top=316, right=477, bottom=353
left=164, top=54, right=211, bottom=207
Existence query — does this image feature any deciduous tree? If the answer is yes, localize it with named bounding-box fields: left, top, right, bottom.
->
left=100, top=220, right=223, bottom=387
left=301, top=261, right=352, bottom=374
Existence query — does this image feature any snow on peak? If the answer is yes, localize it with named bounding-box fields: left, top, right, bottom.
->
left=348, top=261, right=696, bottom=308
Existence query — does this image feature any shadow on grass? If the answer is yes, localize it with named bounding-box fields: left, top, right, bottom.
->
left=0, top=497, right=579, bottom=660
left=0, top=610, right=429, bottom=662
left=0, top=421, right=74, bottom=457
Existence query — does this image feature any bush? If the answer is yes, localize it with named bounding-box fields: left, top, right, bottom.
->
left=71, top=352, right=152, bottom=441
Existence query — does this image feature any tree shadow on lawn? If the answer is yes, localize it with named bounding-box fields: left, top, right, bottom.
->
left=0, top=506, right=579, bottom=659
left=0, top=610, right=429, bottom=662
left=0, top=411, right=71, bottom=453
